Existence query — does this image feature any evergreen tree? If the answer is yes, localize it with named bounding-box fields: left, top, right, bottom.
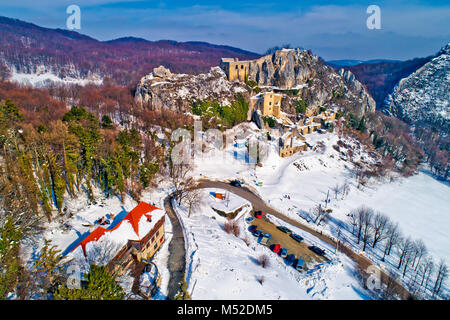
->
left=0, top=216, right=23, bottom=299
left=54, top=265, right=124, bottom=300
left=33, top=239, right=69, bottom=296
left=173, top=274, right=192, bottom=300
left=101, top=114, right=114, bottom=129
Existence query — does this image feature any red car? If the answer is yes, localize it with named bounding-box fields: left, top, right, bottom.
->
left=272, top=244, right=281, bottom=253
left=255, top=210, right=263, bottom=219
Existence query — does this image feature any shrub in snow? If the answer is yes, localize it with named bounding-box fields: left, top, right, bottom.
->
left=223, top=219, right=240, bottom=237
left=258, top=254, right=270, bottom=268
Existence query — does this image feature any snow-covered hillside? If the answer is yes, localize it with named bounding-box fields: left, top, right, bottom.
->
left=387, top=43, right=449, bottom=125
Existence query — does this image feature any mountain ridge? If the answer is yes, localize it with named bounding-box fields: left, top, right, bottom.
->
left=0, top=16, right=260, bottom=86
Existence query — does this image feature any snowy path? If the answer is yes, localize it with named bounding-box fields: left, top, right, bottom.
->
left=164, top=195, right=187, bottom=299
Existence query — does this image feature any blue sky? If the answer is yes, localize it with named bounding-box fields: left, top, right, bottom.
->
left=1, top=0, right=449, bottom=60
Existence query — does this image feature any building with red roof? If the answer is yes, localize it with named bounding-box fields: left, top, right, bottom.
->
left=68, top=201, right=166, bottom=275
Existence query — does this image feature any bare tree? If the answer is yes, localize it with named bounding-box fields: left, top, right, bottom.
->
left=360, top=208, right=374, bottom=252
left=312, top=204, right=328, bottom=225
left=183, top=189, right=203, bottom=217
left=258, top=254, right=270, bottom=268
left=382, top=222, right=401, bottom=261
left=350, top=206, right=373, bottom=245
left=397, top=236, right=414, bottom=270
left=331, top=183, right=340, bottom=200
left=412, top=240, right=427, bottom=272
left=170, top=163, right=193, bottom=205
left=420, top=257, right=434, bottom=290
left=340, top=181, right=350, bottom=199
left=402, top=241, right=417, bottom=277
left=372, top=212, right=389, bottom=249
left=432, top=259, right=448, bottom=299
left=348, top=211, right=358, bottom=236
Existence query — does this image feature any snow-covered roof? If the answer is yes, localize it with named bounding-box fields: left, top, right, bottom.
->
left=66, top=202, right=165, bottom=259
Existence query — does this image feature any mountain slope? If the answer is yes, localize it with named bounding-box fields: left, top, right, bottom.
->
left=333, top=56, right=433, bottom=110
left=386, top=43, right=449, bottom=126
left=0, top=16, right=260, bottom=86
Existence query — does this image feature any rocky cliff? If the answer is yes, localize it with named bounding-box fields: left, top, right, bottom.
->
left=135, top=66, right=248, bottom=113
left=386, top=43, right=449, bottom=126
left=248, top=49, right=375, bottom=114
left=135, top=49, right=376, bottom=116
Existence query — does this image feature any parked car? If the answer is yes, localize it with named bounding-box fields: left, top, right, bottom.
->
left=245, top=217, right=254, bottom=224
left=277, top=226, right=292, bottom=234
left=290, top=233, right=304, bottom=243
left=260, top=233, right=271, bottom=245
left=286, top=254, right=296, bottom=266
left=248, top=225, right=257, bottom=232
left=253, top=230, right=262, bottom=237
left=272, top=244, right=281, bottom=253
left=230, top=179, right=242, bottom=187
left=280, top=248, right=288, bottom=258
left=295, top=258, right=305, bottom=271
left=254, top=210, right=263, bottom=219
left=308, top=246, right=325, bottom=256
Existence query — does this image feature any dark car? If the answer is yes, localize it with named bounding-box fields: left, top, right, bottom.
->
left=248, top=225, right=257, bottom=232
left=290, top=233, right=304, bottom=243
left=277, top=226, right=292, bottom=234
left=255, top=210, right=263, bottom=219
left=230, top=180, right=242, bottom=187
left=308, top=246, right=326, bottom=256
left=253, top=230, right=262, bottom=237
left=286, top=254, right=296, bottom=266
left=245, top=217, right=255, bottom=224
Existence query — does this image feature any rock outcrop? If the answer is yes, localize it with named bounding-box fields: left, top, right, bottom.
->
left=135, top=49, right=376, bottom=116
left=247, top=49, right=375, bottom=114
left=135, top=66, right=248, bottom=113
left=387, top=43, right=449, bottom=126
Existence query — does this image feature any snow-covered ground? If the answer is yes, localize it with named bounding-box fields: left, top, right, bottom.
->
left=333, top=171, right=450, bottom=264
left=10, top=70, right=103, bottom=87
left=191, top=124, right=449, bottom=296
left=172, top=189, right=371, bottom=300
left=21, top=182, right=173, bottom=298
left=23, top=122, right=448, bottom=299
left=206, top=188, right=250, bottom=214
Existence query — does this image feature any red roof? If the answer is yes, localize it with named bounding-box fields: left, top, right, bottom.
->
left=112, top=201, right=159, bottom=238
left=78, top=226, right=109, bottom=257
left=70, top=201, right=161, bottom=257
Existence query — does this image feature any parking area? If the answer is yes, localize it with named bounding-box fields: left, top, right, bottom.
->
left=247, top=213, right=327, bottom=270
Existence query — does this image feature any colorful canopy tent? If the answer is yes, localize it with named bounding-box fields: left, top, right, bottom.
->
left=209, top=192, right=225, bottom=200
left=70, top=201, right=161, bottom=257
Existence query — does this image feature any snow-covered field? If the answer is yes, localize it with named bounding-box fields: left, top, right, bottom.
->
left=333, top=171, right=450, bottom=265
